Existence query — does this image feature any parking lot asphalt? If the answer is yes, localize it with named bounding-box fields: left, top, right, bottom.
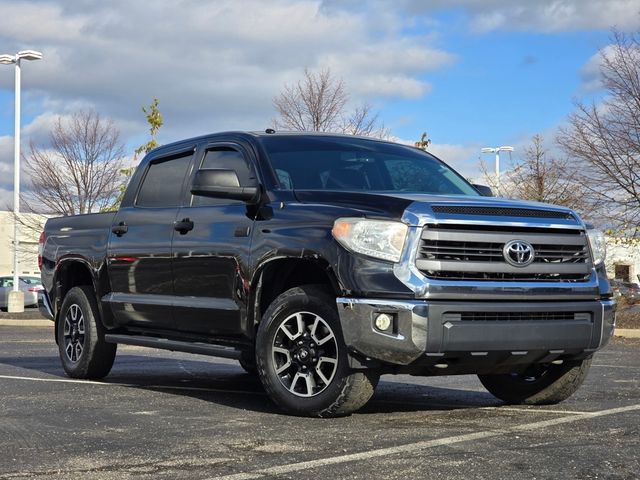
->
left=0, top=326, right=638, bottom=480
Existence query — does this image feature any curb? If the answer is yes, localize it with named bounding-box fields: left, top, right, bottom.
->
left=0, top=319, right=51, bottom=327
left=615, top=328, right=640, bottom=339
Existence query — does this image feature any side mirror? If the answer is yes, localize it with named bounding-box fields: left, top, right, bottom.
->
left=472, top=184, right=494, bottom=197
left=191, top=169, right=259, bottom=202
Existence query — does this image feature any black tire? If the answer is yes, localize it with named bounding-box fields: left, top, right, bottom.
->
left=57, top=286, right=117, bottom=379
left=478, top=358, right=592, bottom=405
left=239, top=350, right=257, bottom=375
left=256, top=286, right=379, bottom=417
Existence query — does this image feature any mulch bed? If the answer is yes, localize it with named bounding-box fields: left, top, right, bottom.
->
left=616, top=306, right=640, bottom=329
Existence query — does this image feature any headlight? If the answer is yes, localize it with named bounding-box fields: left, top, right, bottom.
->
left=587, top=228, right=606, bottom=265
left=332, top=218, right=408, bottom=263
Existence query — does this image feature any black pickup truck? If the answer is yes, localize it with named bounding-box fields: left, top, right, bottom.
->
left=39, top=131, right=616, bottom=417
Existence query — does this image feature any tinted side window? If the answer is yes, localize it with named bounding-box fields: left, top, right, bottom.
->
left=191, top=147, right=254, bottom=206
left=136, top=153, right=193, bottom=207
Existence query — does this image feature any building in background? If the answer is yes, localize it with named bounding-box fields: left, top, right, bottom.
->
left=606, top=238, right=640, bottom=284
left=0, top=211, right=48, bottom=277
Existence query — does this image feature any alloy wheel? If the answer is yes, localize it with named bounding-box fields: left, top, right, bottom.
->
left=271, top=311, right=339, bottom=397
left=63, top=304, right=85, bottom=363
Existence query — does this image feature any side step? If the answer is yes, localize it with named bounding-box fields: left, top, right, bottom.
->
left=104, top=334, right=243, bottom=360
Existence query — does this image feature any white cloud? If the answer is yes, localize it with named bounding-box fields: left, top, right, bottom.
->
left=0, top=187, right=12, bottom=210
left=408, top=0, right=640, bottom=33
left=0, top=0, right=456, bottom=144
left=465, top=0, right=640, bottom=33
left=322, top=0, right=640, bottom=33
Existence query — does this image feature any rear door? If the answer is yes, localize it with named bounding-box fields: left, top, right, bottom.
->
left=106, top=146, right=195, bottom=330
left=171, top=142, right=258, bottom=335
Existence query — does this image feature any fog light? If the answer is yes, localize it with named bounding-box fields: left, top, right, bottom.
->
left=375, top=313, right=392, bottom=331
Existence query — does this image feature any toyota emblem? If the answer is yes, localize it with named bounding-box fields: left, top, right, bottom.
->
left=503, top=240, right=535, bottom=267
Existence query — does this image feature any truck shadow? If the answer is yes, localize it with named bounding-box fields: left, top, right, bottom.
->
left=0, top=354, right=500, bottom=415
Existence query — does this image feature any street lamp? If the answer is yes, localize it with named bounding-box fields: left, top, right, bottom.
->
left=481, top=145, right=514, bottom=193
left=1, top=49, right=43, bottom=313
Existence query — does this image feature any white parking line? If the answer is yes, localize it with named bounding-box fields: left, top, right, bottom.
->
left=210, top=404, right=640, bottom=480
left=0, top=374, right=119, bottom=386
left=0, top=374, right=265, bottom=396
left=480, top=406, right=592, bottom=415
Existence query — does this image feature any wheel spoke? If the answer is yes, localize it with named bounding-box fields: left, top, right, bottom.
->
left=66, top=342, right=73, bottom=360
left=273, top=346, right=290, bottom=356
left=77, top=317, right=85, bottom=335
left=316, top=331, right=335, bottom=346
left=63, top=318, right=71, bottom=336
left=295, top=313, right=305, bottom=337
left=304, top=373, right=316, bottom=396
left=316, top=357, right=338, bottom=385
left=316, top=366, right=331, bottom=385
left=276, top=360, right=292, bottom=374
left=310, top=316, right=322, bottom=343
left=289, top=372, right=304, bottom=394
left=273, top=347, right=292, bottom=374
left=318, top=356, right=337, bottom=365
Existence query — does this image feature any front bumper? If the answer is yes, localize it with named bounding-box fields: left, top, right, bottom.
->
left=336, top=297, right=616, bottom=366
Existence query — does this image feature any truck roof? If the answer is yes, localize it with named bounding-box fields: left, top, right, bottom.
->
left=146, top=130, right=404, bottom=157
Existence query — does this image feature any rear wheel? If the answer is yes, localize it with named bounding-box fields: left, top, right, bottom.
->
left=256, top=286, right=379, bottom=417
left=57, top=286, right=117, bottom=379
left=478, top=358, right=592, bottom=405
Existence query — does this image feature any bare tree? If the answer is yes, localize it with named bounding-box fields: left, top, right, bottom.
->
left=479, top=135, right=592, bottom=216
left=273, top=68, right=389, bottom=138
left=557, top=31, right=640, bottom=236
left=23, top=111, right=125, bottom=216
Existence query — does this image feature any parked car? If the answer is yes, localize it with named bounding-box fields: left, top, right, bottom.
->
left=20, top=276, right=44, bottom=291
left=610, top=279, right=640, bottom=303
left=39, top=131, right=615, bottom=417
left=0, top=276, right=40, bottom=309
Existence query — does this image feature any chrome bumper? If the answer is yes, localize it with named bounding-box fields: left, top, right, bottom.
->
left=336, top=297, right=616, bottom=365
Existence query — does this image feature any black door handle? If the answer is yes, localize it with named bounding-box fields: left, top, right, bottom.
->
left=111, top=221, right=128, bottom=237
left=174, top=218, right=194, bottom=234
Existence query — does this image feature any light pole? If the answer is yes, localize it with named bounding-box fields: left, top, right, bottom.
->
left=0, top=50, right=43, bottom=313
left=481, top=145, right=514, bottom=194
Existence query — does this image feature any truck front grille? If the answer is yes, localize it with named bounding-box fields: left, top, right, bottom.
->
left=416, top=224, right=592, bottom=282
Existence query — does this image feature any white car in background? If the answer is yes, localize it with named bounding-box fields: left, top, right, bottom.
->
left=0, top=276, right=42, bottom=310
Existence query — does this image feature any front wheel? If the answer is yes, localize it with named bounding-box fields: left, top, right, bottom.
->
left=256, top=286, right=379, bottom=417
left=478, top=358, right=592, bottom=405
left=57, top=286, right=117, bottom=379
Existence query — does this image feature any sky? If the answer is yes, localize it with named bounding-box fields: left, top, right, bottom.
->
left=1, top=0, right=639, bottom=207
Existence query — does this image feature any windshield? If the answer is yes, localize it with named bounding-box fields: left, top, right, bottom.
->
left=259, top=136, right=479, bottom=196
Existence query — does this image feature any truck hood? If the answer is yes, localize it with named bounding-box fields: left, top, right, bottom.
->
left=293, top=190, right=577, bottom=223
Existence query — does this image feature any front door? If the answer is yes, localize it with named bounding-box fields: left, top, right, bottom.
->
left=171, top=143, right=257, bottom=335
left=107, top=148, right=194, bottom=331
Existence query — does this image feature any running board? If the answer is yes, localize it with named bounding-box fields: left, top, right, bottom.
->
left=104, top=334, right=243, bottom=360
